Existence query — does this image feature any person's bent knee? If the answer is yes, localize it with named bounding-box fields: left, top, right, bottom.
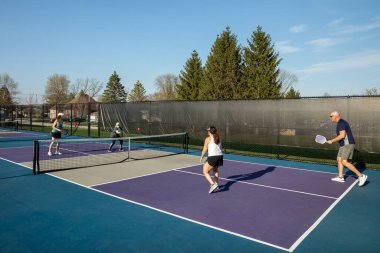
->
left=341, top=160, right=350, bottom=166
left=203, top=164, right=212, bottom=173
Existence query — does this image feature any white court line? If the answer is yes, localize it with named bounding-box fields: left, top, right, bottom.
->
left=1, top=155, right=356, bottom=252
left=174, top=169, right=338, bottom=200
left=223, top=158, right=339, bottom=175
left=48, top=172, right=291, bottom=252
left=288, top=179, right=358, bottom=252
left=90, top=163, right=203, bottom=187
left=0, top=157, right=33, bottom=171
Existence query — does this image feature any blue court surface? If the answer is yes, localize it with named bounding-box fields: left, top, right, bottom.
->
left=1, top=139, right=380, bottom=253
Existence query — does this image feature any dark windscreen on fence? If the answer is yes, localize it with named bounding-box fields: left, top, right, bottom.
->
left=2, top=96, right=379, bottom=168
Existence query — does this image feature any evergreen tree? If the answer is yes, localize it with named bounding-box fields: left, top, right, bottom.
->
left=0, top=86, right=13, bottom=106
left=101, top=71, right=128, bottom=103
left=285, top=87, right=301, bottom=98
left=177, top=50, right=203, bottom=100
left=200, top=27, right=242, bottom=99
left=242, top=26, right=282, bottom=99
left=128, top=80, right=147, bottom=101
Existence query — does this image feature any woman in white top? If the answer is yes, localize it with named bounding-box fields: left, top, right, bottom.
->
left=48, top=113, right=64, bottom=156
left=200, top=126, right=223, bottom=194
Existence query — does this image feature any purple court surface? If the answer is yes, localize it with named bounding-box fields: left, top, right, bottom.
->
left=92, top=160, right=357, bottom=251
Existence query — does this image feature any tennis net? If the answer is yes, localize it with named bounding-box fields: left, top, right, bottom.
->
left=33, top=132, right=189, bottom=174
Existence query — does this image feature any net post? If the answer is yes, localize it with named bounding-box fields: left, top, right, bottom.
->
left=184, top=132, right=189, bottom=154
left=128, top=137, right=131, bottom=159
left=87, top=102, right=91, bottom=137
left=33, top=140, right=39, bottom=174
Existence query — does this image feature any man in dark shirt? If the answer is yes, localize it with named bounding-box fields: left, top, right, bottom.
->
left=326, top=111, right=367, bottom=187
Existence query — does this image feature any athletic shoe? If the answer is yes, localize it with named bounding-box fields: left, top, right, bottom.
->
left=119, top=148, right=123, bottom=151
left=48, top=152, right=52, bottom=156
left=209, top=183, right=219, bottom=194
left=331, top=176, right=345, bottom=183
left=108, top=149, right=112, bottom=153
left=55, top=152, right=62, bottom=155
left=358, top=174, right=368, bottom=187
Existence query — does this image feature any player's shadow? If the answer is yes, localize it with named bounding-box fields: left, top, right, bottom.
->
left=217, top=166, right=276, bottom=193
left=342, top=149, right=370, bottom=186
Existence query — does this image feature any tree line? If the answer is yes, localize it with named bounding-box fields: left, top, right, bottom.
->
left=1, top=26, right=379, bottom=106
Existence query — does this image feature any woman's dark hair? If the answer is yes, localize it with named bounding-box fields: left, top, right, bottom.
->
left=209, top=126, right=220, bottom=144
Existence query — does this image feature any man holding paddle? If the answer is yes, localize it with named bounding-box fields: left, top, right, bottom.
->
left=326, top=111, right=367, bottom=187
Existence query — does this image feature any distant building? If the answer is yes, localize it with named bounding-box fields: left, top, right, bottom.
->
left=50, top=93, right=98, bottom=121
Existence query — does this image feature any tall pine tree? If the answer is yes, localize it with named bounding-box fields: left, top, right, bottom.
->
left=200, top=27, right=242, bottom=99
left=101, top=71, right=128, bottom=103
left=241, top=26, right=282, bottom=99
left=177, top=50, right=203, bottom=100
left=128, top=80, right=147, bottom=102
left=285, top=87, right=301, bottom=98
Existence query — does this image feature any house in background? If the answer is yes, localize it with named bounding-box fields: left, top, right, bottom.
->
left=50, top=92, right=98, bottom=122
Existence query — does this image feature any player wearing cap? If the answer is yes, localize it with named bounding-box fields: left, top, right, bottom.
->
left=48, top=112, right=64, bottom=156
left=200, top=126, right=223, bottom=194
left=108, top=122, right=127, bottom=152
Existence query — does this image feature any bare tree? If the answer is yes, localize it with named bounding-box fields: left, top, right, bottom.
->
left=153, top=74, right=179, bottom=100
left=24, top=93, right=40, bottom=105
left=70, top=78, right=103, bottom=98
left=0, top=73, right=19, bottom=103
left=44, top=74, right=70, bottom=104
left=365, top=87, right=378, bottom=96
left=278, top=70, right=298, bottom=97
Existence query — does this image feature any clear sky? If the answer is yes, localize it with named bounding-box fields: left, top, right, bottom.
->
left=1, top=0, right=380, bottom=103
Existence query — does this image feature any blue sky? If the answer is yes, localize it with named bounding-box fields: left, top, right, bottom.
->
left=1, top=0, right=380, bottom=103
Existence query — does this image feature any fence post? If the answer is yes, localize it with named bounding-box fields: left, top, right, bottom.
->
left=29, top=104, right=32, bottom=131
left=42, top=104, right=44, bottom=133
left=87, top=102, right=91, bottom=137
left=97, top=103, right=100, bottom=137
left=149, top=101, right=151, bottom=136
left=70, top=104, right=73, bottom=135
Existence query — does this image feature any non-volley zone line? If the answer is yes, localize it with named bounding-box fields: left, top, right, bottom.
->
left=90, top=161, right=357, bottom=252
left=174, top=169, right=339, bottom=199
left=20, top=153, right=355, bottom=253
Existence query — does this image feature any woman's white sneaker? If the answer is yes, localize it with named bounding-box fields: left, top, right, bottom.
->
left=331, top=176, right=345, bottom=183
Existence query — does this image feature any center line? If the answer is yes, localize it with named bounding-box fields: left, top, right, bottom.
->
left=174, top=169, right=338, bottom=200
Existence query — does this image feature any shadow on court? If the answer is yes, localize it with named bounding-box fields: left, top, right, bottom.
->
left=0, top=173, right=34, bottom=180
left=217, top=166, right=276, bottom=193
